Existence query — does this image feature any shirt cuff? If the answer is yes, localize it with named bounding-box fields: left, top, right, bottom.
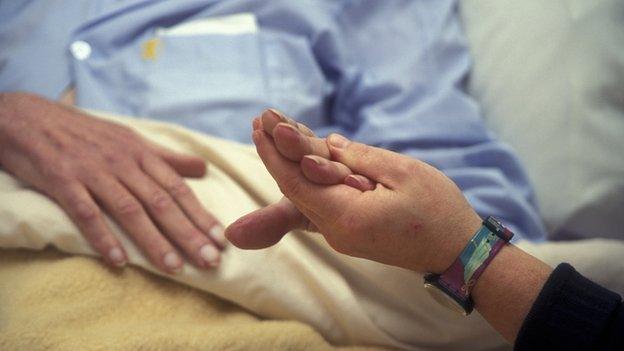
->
left=514, top=263, right=622, bottom=351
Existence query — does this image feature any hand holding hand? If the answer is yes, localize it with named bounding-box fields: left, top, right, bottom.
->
left=228, top=110, right=482, bottom=274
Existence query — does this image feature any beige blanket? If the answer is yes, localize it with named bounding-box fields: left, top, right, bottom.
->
left=1, top=111, right=622, bottom=350
left=0, top=248, right=384, bottom=351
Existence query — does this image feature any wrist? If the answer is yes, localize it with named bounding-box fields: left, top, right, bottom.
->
left=426, top=211, right=482, bottom=274
left=471, top=244, right=552, bottom=341
left=423, top=216, right=515, bottom=315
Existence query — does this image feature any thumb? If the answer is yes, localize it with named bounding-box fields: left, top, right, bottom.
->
left=326, top=134, right=408, bottom=186
left=225, top=197, right=315, bottom=250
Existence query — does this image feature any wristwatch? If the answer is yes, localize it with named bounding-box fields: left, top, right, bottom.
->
left=423, top=216, right=514, bottom=315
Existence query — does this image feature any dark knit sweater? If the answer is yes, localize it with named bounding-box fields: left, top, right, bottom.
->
left=514, top=263, right=624, bottom=350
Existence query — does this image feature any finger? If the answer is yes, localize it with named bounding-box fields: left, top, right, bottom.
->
left=272, top=123, right=330, bottom=161
left=344, top=174, right=377, bottom=191
left=151, top=144, right=207, bottom=178
left=53, top=182, right=127, bottom=267
left=253, top=121, right=376, bottom=191
left=226, top=197, right=316, bottom=249
left=301, top=154, right=376, bottom=191
left=296, top=122, right=315, bottom=137
left=261, top=109, right=315, bottom=137
left=300, top=155, right=352, bottom=185
left=252, top=129, right=356, bottom=221
left=326, top=133, right=410, bottom=187
left=141, top=153, right=226, bottom=248
left=119, top=167, right=220, bottom=268
left=85, top=174, right=184, bottom=274
left=252, top=116, right=262, bottom=131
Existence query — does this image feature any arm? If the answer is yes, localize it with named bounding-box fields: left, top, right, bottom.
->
left=472, top=243, right=552, bottom=341
left=229, top=120, right=623, bottom=347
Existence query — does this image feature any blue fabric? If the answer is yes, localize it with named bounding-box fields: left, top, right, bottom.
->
left=0, top=0, right=546, bottom=241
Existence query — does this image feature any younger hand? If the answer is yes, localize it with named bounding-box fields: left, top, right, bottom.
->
left=228, top=110, right=482, bottom=274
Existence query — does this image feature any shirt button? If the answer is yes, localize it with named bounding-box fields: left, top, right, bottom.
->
left=70, top=40, right=92, bottom=60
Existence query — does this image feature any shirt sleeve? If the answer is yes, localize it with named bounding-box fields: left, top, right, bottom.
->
left=317, top=0, right=546, bottom=241
left=515, top=263, right=624, bottom=351
left=0, top=0, right=99, bottom=99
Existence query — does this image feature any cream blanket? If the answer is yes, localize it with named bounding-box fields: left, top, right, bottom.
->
left=1, top=111, right=623, bottom=350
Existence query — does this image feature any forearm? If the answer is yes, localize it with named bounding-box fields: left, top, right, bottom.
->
left=471, top=244, right=552, bottom=343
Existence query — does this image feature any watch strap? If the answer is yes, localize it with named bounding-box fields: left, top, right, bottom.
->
left=425, top=217, right=513, bottom=314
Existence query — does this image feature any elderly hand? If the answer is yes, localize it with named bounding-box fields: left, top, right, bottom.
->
left=0, top=92, right=226, bottom=273
left=227, top=109, right=482, bottom=274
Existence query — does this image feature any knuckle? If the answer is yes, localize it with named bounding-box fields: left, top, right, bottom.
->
left=148, top=191, right=173, bottom=212
left=178, top=229, right=204, bottom=245
left=166, top=178, right=191, bottom=198
left=69, top=200, right=100, bottom=221
left=43, top=165, right=77, bottom=188
left=393, top=162, right=413, bottom=179
left=114, top=196, right=142, bottom=217
left=49, top=170, right=73, bottom=186
left=103, top=152, right=124, bottom=165
left=405, top=161, right=424, bottom=176
left=391, top=160, right=425, bottom=184
left=87, top=230, right=111, bottom=249
left=79, top=171, right=108, bottom=187
left=134, top=150, right=151, bottom=166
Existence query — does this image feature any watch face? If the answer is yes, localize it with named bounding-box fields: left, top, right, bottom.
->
left=424, top=283, right=468, bottom=316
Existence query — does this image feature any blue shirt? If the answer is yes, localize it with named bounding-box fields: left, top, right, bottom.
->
left=0, top=0, right=546, bottom=241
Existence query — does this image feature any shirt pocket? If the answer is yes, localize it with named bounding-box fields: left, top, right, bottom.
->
left=128, top=13, right=329, bottom=139
left=137, top=20, right=270, bottom=132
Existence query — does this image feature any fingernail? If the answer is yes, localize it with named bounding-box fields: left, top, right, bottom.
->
left=252, top=117, right=261, bottom=130
left=200, top=245, right=220, bottom=267
left=277, top=123, right=300, bottom=139
left=269, top=108, right=299, bottom=127
left=164, top=252, right=183, bottom=273
left=297, top=123, right=315, bottom=136
left=209, top=225, right=228, bottom=247
left=108, top=247, right=126, bottom=267
left=328, top=134, right=350, bottom=149
left=268, top=108, right=287, bottom=121
left=303, top=155, right=325, bottom=166
left=344, top=174, right=360, bottom=187
left=345, top=174, right=375, bottom=191
left=252, top=130, right=263, bottom=143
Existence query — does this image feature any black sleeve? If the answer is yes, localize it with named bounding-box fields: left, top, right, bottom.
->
left=514, top=263, right=624, bottom=351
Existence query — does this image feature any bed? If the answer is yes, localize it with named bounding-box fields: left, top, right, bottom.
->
left=1, top=0, right=623, bottom=350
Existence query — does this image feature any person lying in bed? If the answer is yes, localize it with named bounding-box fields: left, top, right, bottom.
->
left=0, top=0, right=545, bottom=274
left=226, top=111, right=624, bottom=351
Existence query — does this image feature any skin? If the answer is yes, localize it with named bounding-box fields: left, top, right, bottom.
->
left=0, top=92, right=227, bottom=273
left=227, top=110, right=375, bottom=249
left=227, top=109, right=553, bottom=343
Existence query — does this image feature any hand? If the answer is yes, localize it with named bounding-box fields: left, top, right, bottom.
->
left=228, top=110, right=482, bottom=274
left=0, top=92, right=226, bottom=273
left=223, top=109, right=375, bottom=250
